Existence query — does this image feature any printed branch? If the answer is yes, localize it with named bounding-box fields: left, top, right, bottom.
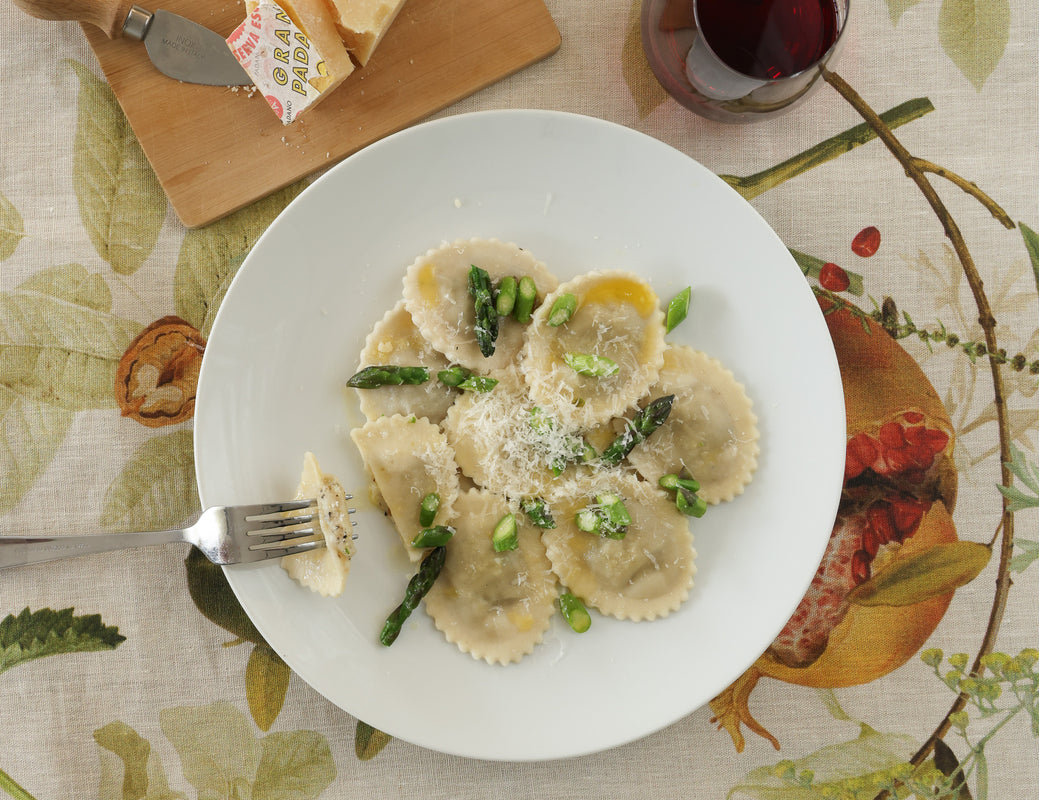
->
left=820, top=67, right=1019, bottom=797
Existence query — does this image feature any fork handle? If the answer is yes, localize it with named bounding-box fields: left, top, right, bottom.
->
left=0, top=530, right=184, bottom=568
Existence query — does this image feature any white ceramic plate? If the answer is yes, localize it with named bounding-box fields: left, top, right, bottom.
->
left=194, top=110, right=845, bottom=761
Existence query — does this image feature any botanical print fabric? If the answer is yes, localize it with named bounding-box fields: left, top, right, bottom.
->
left=1, top=1, right=1037, bottom=799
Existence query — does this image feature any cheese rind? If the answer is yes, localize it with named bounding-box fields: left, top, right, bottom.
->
left=326, top=0, right=409, bottom=65
left=227, top=0, right=354, bottom=123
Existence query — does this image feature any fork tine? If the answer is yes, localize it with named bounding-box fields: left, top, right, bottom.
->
left=246, top=513, right=317, bottom=533
left=270, top=539, right=326, bottom=558
left=240, top=500, right=317, bottom=519
left=248, top=527, right=320, bottom=546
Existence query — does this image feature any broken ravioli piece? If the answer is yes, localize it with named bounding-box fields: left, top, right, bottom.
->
left=350, top=415, right=459, bottom=562
left=227, top=0, right=354, bottom=124
left=626, top=345, right=759, bottom=504
left=423, top=489, right=558, bottom=665
left=281, top=452, right=356, bottom=597
left=542, top=474, right=695, bottom=622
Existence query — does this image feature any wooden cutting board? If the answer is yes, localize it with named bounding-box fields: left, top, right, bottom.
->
left=83, top=0, right=560, bottom=228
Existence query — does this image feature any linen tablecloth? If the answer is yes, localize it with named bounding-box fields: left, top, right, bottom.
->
left=2, top=1, right=1037, bottom=797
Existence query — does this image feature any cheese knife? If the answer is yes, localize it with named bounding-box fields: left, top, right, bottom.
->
left=14, top=0, right=253, bottom=86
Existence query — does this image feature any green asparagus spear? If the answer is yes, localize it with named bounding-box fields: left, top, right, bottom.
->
left=513, top=276, right=538, bottom=323
left=563, top=351, right=620, bottom=377
left=419, top=492, right=440, bottom=526
left=437, top=366, right=468, bottom=387
left=347, top=365, right=429, bottom=389
left=458, top=374, right=498, bottom=392
left=558, top=592, right=591, bottom=633
left=492, top=513, right=519, bottom=552
left=658, top=473, right=700, bottom=493
left=495, top=276, right=517, bottom=316
left=599, top=395, right=675, bottom=466
left=437, top=366, right=498, bottom=392
left=468, top=264, right=499, bottom=357
left=596, top=493, right=632, bottom=527
left=665, top=287, right=692, bottom=333
left=546, top=292, right=577, bottom=326
left=379, top=545, right=447, bottom=646
left=410, top=525, right=455, bottom=548
left=520, top=497, right=556, bottom=529
left=675, top=487, right=708, bottom=518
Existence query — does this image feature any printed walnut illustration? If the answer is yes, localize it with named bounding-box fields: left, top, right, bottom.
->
left=115, top=316, right=206, bottom=427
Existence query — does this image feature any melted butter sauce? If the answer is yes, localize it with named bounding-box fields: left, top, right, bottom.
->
left=579, top=276, right=656, bottom=317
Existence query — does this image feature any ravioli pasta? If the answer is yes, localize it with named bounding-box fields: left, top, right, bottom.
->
left=402, top=238, right=559, bottom=371
left=542, top=474, right=695, bottom=621
left=356, top=301, right=456, bottom=424
left=625, top=345, right=759, bottom=504
left=521, top=270, right=666, bottom=429
left=345, top=238, right=758, bottom=664
left=350, top=415, right=460, bottom=562
left=424, top=489, right=558, bottom=665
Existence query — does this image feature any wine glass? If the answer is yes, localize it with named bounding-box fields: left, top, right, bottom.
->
left=641, top=0, right=851, bottom=123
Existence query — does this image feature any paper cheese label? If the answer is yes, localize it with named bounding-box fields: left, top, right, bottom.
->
left=227, top=0, right=330, bottom=124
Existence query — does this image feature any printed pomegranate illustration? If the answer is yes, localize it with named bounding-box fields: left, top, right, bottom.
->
left=710, top=297, right=959, bottom=751
left=115, top=316, right=206, bottom=428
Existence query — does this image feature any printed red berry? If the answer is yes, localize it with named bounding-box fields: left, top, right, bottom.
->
left=852, top=226, right=881, bottom=257
left=819, top=262, right=850, bottom=292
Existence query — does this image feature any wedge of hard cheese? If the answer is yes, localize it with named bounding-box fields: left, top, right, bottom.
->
left=227, top=0, right=355, bottom=124
left=326, top=0, right=409, bottom=65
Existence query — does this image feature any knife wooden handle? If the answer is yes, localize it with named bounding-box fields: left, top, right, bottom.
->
left=13, top=0, right=137, bottom=38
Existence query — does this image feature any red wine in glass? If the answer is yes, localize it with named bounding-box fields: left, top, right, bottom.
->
left=641, top=0, right=849, bottom=123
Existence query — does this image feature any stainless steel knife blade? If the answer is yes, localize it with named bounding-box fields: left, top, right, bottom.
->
left=14, top=0, right=252, bottom=87
left=122, top=6, right=252, bottom=86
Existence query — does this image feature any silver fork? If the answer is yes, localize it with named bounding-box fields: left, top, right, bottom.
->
left=0, top=501, right=332, bottom=569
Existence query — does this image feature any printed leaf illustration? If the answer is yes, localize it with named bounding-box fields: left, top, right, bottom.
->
left=729, top=723, right=919, bottom=799
left=254, top=731, right=336, bottom=799
left=0, top=281, right=141, bottom=411
left=68, top=61, right=167, bottom=276
left=621, top=0, right=669, bottom=119
left=184, top=546, right=264, bottom=645
left=247, top=643, right=292, bottom=732
left=938, top=0, right=1010, bottom=91
left=20, top=263, right=113, bottom=313
left=0, top=607, right=125, bottom=675
left=100, top=430, right=201, bottom=532
left=158, top=702, right=335, bottom=800
left=1019, top=222, right=1039, bottom=296
left=999, top=443, right=1039, bottom=512
left=355, top=721, right=393, bottom=761
left=885, top=0, right=924, bottom=24
left=159, top=702, right=261, bottom=799
left=174, top=182, right=305, bottom=336
left=0, top=191, right=25, bottom=261
left=94, top=720, right=185, bottom=800
left=1010, top=539, right=1039, bottom=573
left=0, top=388, right=74, bottom=514
left=846, top=541, right=991, bottom=607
